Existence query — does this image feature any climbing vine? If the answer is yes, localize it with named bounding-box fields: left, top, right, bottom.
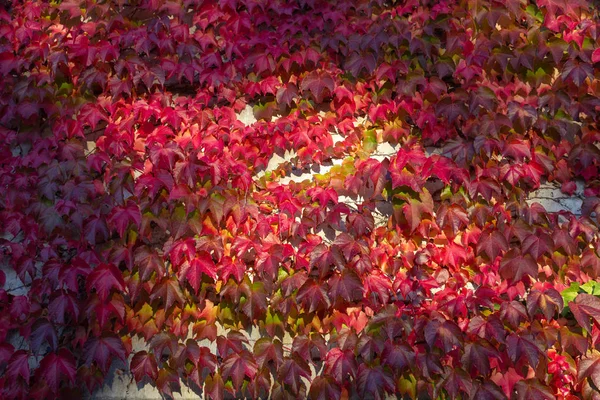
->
left=1, top=0, right=600, bottom=399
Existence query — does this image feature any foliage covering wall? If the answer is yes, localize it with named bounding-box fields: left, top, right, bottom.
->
left=2, top=0, right=600, bottom=399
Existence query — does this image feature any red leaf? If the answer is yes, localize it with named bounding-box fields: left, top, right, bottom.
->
left=526, top=288, right=563, bottom=320
left=521, top=233, right=553, bottom=260
left=220, top=350, right=258, bottom=390
left=7, top=350, right=30, bottom=382
left=48, top=291, right=80, bottom=324
left=253, top=338, right=283, bottom=370
left=328, top=270, right=364, bottom=305
left=514, top=379, right=556, bottom=400
left=467, top=316, right=506, bottom=344
left=296, top=279, right=331, bottom=313
left=442, top=368, right=472, bottom=399
left=461, top=341, right=499, bottom=376
left=325, top=348, right=357, bottom=384
left=506, top=333, right=544, bottom=369
left=436, top=204, right=470, bottom=236
left=276, top=84, right=298, bottom=107
left=569, top=294, right=600, bottom=334
left=562, top=60, right=593, bottom=86
left=309, top=376, right=341, bottom=400
left=37, top=349, right=77, bottom=392
left=156, top=366, right=181, bottom=398
left=356, top=364, right=395, bottom=400
left=435, top=96, right=468, bottom=123
left=424, top=320, right=463, bottom=353
left=150, top=277, right=185, bottom=309
left=579, top=350, right=600, bottom=390
left=363, top=270, right=392, bottom=305
left=500, top=301, right=529, bottom=328
left=29, top=318, right=58, bottom=354
left=217, top=256, right=246, bottom=283
left=240, top=280, right=267, bottom=321
left=204, top=373, right=224, bottom=400
left=441, top=242, right=468, bottom=270
left=108, top=200, right=142, bottom=237
left=130, top=351, right=158, bottom=383
left=83, top=335, right=127, bottom=373
left=134, top=246, right=166, bottom=281
left=477, top=229, right=509, bottom=260
left=278, top=354, right=312, bottom=395
left=86, top=263, right=125, bottom=302
left=179, top=251, right=216, bottom=294
left=0, top=343, right=14, bottom=366
left=499, top=250, right=538, bottom=282
left=381, top=341, right=414, bottom=370
left=300, top=71, right=335, bottom=103
left=592, top=48, right=600, bottom=63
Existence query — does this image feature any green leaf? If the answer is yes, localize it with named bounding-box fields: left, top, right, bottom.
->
left=581, top=281, right=600, bottom=296
left=561, top=283, right=581, bottom=306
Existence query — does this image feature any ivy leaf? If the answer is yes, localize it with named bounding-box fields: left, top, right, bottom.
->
left=499, top=250, right=538, bottom=282
left=7, top=350, right=30, bottom=382
left=179, top=251, right=217, bottom=294
left=253, top=338, right=283, bottom=370
left=443, top=368, right=473, bottom=399
left=83, top=335, right=127, bottom=373
left=296, top=279, right=331, bottom=313
left=86, top=263, right=126, bottom=302
left=569, top=293, right=600, bottom=334
left=521, top=232, right=553, bottom=259
left=130, top=351, right=158, bottom=383
left=592, top=48, right=600, bottom=64
left=500, top=301, right=529, bottom=328
left=220, top=350, right=258, bottom=390
left=356, top=364, right=395, bottom=400
left=48, top=291, right=80, bottom=324
left=441, top=242, right=468, bottom=270
left=436, top=204, right=470, bottom=236
left=150, top=277, right=185, bottom=310
left=300, top=71, right=335, bottom=103
left=467, top=316, right=506, bottom=344
left=578, top=350, right=600, bottom=390
left=461, top=341, right=498, bottom=376
left=424, top=320, right=463, bottom=352
left=526, top=288, right=563, bottom=320
left=37, top=349, right=77, bottom=392
left=292, top=334, right=327, bottom=362
left=217, top=256, right=246, bottom=284
left=29, top=318, right=58, bottom=354
left=477, top=229, right=509, bottom=260
left=278, top=354, right=312, bottom=395
left=514, top=379, right=556, bottom=400
left=441, top=368, right=472, bottom=399
left=108, top=200, right=142, bottom=237
left=276, top=83, right=298, bottom=107
left=435, top=96, right=468, bottom=123
left=581, top=249, right=600, bottom=279
left=240, top=280, right=268, bottom=321
left=328, top=270, right=364, bottom=305
left=134, top=246, right=166, bottom=282
left=381, top=341, right=414, bottom=370
left=156, top=366, right=181, bottom=399
left=325, top=348, right=358, bottom=384
left=562, top=60, right=593, bottom=86
left=559, top=326, right=588, bottom=355
left=204, top=373, right=225, bottom=400
left=309, top=376, right=341, bottom=400
left=506, top=333, right=544, bottom=369
left=470, top=381, right=508, bottom=400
